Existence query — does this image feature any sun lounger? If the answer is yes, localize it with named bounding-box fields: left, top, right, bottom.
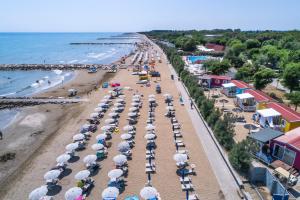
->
left=181, top=183, right=193, bottom=191
left=176, top=149, right=188, bottom=155
left=146, top=150, right=155, bottom=154
left=145, top=166, right=156, bottom=173
left=180, top=176, right=191, bottom=183
left=146, top=154, right=155, bottom=159
left=188, top=193, right=199, bottom=200
left=176, top=142, right=185, bottom=147
left=145, top=162, right=156, bottom=168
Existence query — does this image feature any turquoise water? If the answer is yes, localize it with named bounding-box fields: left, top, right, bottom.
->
left=0, top=32, right=139, bottom=130
left=188, top=56, right=207, bottom=63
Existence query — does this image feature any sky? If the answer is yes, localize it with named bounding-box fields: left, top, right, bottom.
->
left=0, top=0, right=299, bottom=32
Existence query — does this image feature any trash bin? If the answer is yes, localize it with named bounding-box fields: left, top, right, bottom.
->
left=171, top=74, right=174, bottom=80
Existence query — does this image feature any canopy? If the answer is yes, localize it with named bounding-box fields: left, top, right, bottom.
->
left=113, top=154, right=127, bottom=165
left=65, top=143, right=79, bottom=151
left=74, top=170, right=90, bottom=180
left=108, top=169, right=123, bottom=179
left=83, top=155, right=97, bottom=164
left=92, top=143, right=105, bottom=151
left=56, top=154, right=71, bottom=163
left=102, top=187, right=119, bottom=199
left=140, top=187, right=158, bottom=199
left=96, top=134, right=107, bottom=141
left=29, top=186, right=48, bottom=200
left=173, top=153, right=188, bottom=163
left=65, top=187, right=82, bottom=200
left=123, top=125, right=134, bottom=131
left=257, top=108, right=281, bottom=118
left=44, top=170, right=61, bottom=180
left=222, top=82, right=236, bottom=88
left=118, top=141, right=131, bottom=152
left=73, top=134, right=85, bottom=141
left=249, top=128, right=283, bottom=143
left=121, top=133, right=132, bottom=140
left=236, top=93, right=254, bottom=100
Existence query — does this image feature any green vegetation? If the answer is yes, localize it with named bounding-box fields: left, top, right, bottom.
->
left=144, top=29, right=300, bottom=173
left=286, top=92, right=300, bottom=111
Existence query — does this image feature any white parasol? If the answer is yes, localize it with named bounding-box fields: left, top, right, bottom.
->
left=121, top=133, right=132, bottom=140
left=173, top=153, right=188, bottom=163
left=65, top=187, right=82, bottom=200
left=83, top=155, right=97, bottom=164
left=56, top=154, right=71, bottom=164
left=101, top=187, right=119, bottom=199
left=74, top=170, right=90, bottom=180
left=96, top=134, right=107, bottom=141
left=144, top=134, right=156, bottom=140
left=129, top=107, right=138, bottom=112
left=140, top=187, right=158, bottom=200
left=105, top=118, right=115, bottom=124
left=123, top=125, right=134, bottom=131
left=65, top=143, right=79, bottom=151
left=107, top=169, right=123, bottom=179
left=29, top=185, right=48, bottom=200
left=73, top=134, right=85, bottom=141
left=91, top=143, right=105, bottom=151
left=118, top=141, right=130, bottom=152
left=113, top=154, right=127, bottom=166
left=44, top=170, right=61, bottom=181
left=145, top=124, right=155, bottom=131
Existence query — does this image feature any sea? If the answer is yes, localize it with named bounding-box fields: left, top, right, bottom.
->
left=0, top=32, right=139, bottom=129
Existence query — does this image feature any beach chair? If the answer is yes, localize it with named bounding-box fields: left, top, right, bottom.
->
left=181, top=183, right=194, bottom=191
left=188, top=193, right=199, bottom=200
left=180, top=176, right=191, bottom=183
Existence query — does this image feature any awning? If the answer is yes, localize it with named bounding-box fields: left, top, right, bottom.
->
left=222, top=83, right=236, bottom=88
left=257, top=108, right=281, bottom=118
left=236, top=93, right=254, bottom=100
left=248, top=128, right=283, bottom=143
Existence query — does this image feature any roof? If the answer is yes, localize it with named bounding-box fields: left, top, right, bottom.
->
left=249, top=128, right=283, bottom=143
left=245, top=89, right=274, bottom=103
left=205, top=43, right=225, bottom=52
left=236, top=93, right=254, bottom=100
left=222, top=83, right=236, bottom=88
left=267, top=102, right=300, bottom=122
left=231, top=80, right=251, bottom=89
left=273, top=127, right=300, bottom=150
left=257, top=108, right=281, bottom=118
left=208, top=75, right=231, bottom=80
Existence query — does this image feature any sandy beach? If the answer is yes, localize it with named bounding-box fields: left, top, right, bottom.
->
left=2, top=35, right=222, bottom=200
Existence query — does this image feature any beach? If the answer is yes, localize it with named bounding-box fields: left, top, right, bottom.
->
left=1, top=35, right=224, bottom=200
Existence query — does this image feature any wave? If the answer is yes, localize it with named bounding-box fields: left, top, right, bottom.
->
left=87, top=52, right=106, bottom=59
left=68, top=59, right=78, bottom=64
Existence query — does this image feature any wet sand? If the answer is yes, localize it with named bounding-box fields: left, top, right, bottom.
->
left=2, top=36, right=221, bottom=200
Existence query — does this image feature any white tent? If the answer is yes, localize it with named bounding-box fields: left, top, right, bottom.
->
left=256, top=108, right=281, bottom=128
left=222, top=83, right=236, bottom=88
left=236, top=93, right=254, bottom=100
left=257, top=108, right=281, bottom=118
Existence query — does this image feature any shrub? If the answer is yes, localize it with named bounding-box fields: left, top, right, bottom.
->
left=229, top=140, right=252, bottom=173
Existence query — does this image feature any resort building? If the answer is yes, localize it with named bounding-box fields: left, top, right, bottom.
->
left=248, top=128, right=283, bottom=164
left=235, top=93, right=256, bottom=111
left=255, top=108, right=282, bottom=130
left=231, top=80, right=251, bottom=94
left=198, top=75, right=231, bottom=88
left=204, top=43, right=225, bottom=52
left=222, top=80, right=251, bottom=97
left=244, top=89, right=275, bottom=110
left=267, top=102, right=300, bottom=133
left=271, top=127, right=300, bottom=170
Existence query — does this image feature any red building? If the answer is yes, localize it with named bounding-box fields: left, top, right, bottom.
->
left=199, top=75, right=231, bottom=88
left=205, top=43, right=225, bottom=52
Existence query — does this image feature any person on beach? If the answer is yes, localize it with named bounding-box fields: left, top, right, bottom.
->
left=190, top=98, right=193, bottom=109
left=0, top=130, right=3, bottom=140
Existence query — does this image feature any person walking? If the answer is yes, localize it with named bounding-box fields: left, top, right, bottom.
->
left=190, top=98, right=193, bottom=109
left=0, top=130, right=3, bottom=140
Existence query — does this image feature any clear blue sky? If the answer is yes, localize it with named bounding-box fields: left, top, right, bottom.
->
left=0, top=0, right=299, bottom=32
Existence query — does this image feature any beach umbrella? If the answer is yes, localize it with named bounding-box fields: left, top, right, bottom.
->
left=108, top=169, right=123, bottom=179
left=144, top=134, right=155, bottom=140
left=102, top=187, right=119, bottom=199
left=113, top=154, right=127, bottom=166
left=244, top=123, right=258, bottom=133
left=98, top=102, right=107, bottom=107
left=29, top=185, right=48, bottom=200
left=94, top=107, right=104, bottom=112
left=124, top=86, right=131, bottom=90
left=173, top=153, right=188, bottom=163
left=123, top=125, right=134, bottom=131
left=83, top=155, right=97, bottom=164
left=65, top=143, right=79, bottom=151
left=148, top=94, right=155, bottom=98
left=81, top=124, right=90, bottom=130
left=114, top=102, right=123, bottom=107
left=105, top=118, right=115, bottom=124
left=91, top=143, right=105, bottom=151
left=133, top=94, right=141, bottom=98
left=140, top=187, right=158, bottom=199
left=145, top=124, right=155, bottom=131
left=100, top=99, right=108, bottom=103
left=108, top=112, right=118, bottom=117
left=116, top=99, right=124, bottom=103
left=166, top=106, right=174, bottom=110
left=65, top=187, right=82, bottom=200
left=132, top=98, right=140, bottom=102
left=148, top=98, right=156, bottom=102
left=74, top=170, right=90, bottom=180
left=128, top=112, right=137, bottom=117
left=129, top=107, right=138, bottom=112
left=219, top=98, right=229, bottom=108
left=111, top=107, right=120, bottom=112
left=121, top=133, right=132, bottom=140
left=44, top=170, right=61, bottom=180
left=101, top=126, right=111, bottom=131
left=103, top=95, right=111, bottom=99
left=73, top=134, right=85, bottom=141
left=90, top=113, right=99, bottom=118
left=118, top=141, right=130, bottom=152
left=56, top=154, right=71, bottom=164
left=131, top=102, right=139, bottom=107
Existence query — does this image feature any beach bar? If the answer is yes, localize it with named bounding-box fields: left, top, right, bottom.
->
left=267, top=102, right=300, bottom=133
left=231, top=80, right=251, bottom=94
left=248, top=128, right=283, bottom=164
left=199, top=75, right=231, bottom=88
left=235, top=93, right=256, bottom=111
left=271, top=127, right=300, bottom=170
left=255, top=108, right=282, bottom=130
left=221, top=82, right=237, bottom=97
left=245, top=89, right=275, bottom=110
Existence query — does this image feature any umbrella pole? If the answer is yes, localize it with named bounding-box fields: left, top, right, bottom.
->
left=186, top=190, right=189, bottom=200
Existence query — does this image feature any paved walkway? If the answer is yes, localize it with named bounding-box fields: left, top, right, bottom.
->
left=166, top=58, right=241, bottom=200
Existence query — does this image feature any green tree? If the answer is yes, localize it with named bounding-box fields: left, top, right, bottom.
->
left=229, top=140, right=252, bottom=173
left=200, top=99, right=215, bottom=119
left=207, top=109, right=221, bottom=127
left=282, top=63, right=300, bottom=92
left=245, top=39, right=261, bottom=49
left=285, top=92, right=300, bottom=111
left=253, top=68, right=276, bottom=90
left=203, top=60, right=231, bottom=75
left=235, top=63, right=255, bottom=82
